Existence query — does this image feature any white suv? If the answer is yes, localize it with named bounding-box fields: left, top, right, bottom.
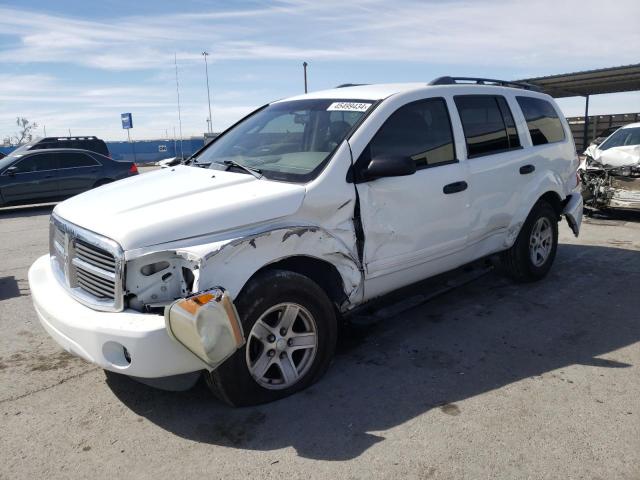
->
left=28, top=77, right=583, bottom=406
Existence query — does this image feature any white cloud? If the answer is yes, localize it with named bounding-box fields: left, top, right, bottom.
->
left=2, top=1, right=638, bottom=70
left=0, top=0, right=638, bottom=140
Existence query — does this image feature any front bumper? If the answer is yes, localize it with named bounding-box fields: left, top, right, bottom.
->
left=609, top=177, right=640, bottom=210
left=28, top=255, right=207, bottom=378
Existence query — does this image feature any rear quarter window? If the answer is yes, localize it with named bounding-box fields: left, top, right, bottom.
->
left=516, top=97, right=565, bottom=146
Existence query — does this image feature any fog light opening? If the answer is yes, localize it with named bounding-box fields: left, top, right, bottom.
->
left=102, top=341, right=131, bottom=369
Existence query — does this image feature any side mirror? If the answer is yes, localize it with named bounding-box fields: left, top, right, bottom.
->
left=365, top=155, right=416, bottom=181
left=5, top=166, right=17, bottom=176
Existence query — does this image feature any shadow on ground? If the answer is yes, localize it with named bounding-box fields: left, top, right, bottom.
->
left=585, top=208, right=640, bottom=224
left=0, top=276, right=23, bottom=301
left=106, top=243, right=639, bottom=460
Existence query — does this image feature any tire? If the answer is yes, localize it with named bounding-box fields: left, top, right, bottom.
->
left=205, top=269, right=337, bottom=406
left=499, top=200, right=558, bottom=282
left=93, top=179, right=113, bottom=188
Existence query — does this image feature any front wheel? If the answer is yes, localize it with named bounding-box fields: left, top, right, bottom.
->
left=205, top=269, right=337, bottom=406
left=500, top=200, right=558, bottom=282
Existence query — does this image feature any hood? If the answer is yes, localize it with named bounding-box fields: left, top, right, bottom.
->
left=54, top=165, right=306, bottom=250
left=593, top=145, right=640, bottom=168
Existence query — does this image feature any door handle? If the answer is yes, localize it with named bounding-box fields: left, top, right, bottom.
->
left=520, top=164, right=535, bottom=175
left=443, top=181, right=468, bottom=194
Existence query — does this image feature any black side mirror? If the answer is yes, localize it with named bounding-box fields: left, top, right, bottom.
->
left=5, top=166, right=17, bottom=176
left=365, top=155, right=416, bottom=181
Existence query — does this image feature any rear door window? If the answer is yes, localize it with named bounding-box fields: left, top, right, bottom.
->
left=59, top=152, right=99, bottom=168
left=13, top=153, right=58, bottom=173
left=516, top=96, right=565, bottom=145
left=454, top=95, right=521, bottom=158
left=366, top=97, right=456, bottom=169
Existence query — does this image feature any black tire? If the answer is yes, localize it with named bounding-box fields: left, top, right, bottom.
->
left=205, top=269, right=337, bottom=407
left=499, top=200, right=558, bottom=282
left=93, top=179, right=113, bottom=188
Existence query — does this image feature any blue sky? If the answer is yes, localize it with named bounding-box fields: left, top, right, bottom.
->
left=1, top=0, right=639, bottom=142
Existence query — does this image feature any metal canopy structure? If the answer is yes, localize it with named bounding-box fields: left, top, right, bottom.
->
left=516, top=64, right=640, bottom=149
left=516, top=63, right=640, bottom=98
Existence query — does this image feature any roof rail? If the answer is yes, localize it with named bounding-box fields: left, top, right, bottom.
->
left=335, top=83, right=368, bottom=88
left=429, top=76, right=542, bottom=92
left=40, top=136, right=100, bottom=141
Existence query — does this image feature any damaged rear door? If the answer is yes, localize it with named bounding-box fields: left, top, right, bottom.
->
left=354, top=97, right=471, bottom=284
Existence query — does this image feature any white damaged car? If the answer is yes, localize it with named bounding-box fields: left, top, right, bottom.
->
left=28, top=78, right=583, bottom=406
left=581, top=122, right=640, bottom=211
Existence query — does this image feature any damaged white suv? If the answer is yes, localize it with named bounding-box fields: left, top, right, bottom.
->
left=28, top=77, right=583, bottom=406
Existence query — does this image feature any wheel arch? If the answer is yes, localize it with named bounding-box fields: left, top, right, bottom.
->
left=505, top=177, right=565, bottom=250
left=93, top=178, right=114, bottom=188
left=247, top=255, right=348, bottom=309
left=186, top=226, right=363, bottom=312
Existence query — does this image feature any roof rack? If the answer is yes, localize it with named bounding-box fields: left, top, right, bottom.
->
left=429, top=76, right=542, bottom=92
left=40, top=136, right=100, bottom=141
left=335, top=83, right=368, bottom=88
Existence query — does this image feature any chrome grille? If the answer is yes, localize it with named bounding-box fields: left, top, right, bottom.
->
left=75, top=239, right=116, bottom=273
left=49, top=215, right=124, bottom=312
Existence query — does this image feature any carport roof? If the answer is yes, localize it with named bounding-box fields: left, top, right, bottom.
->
left=516, top=63, right=640, bottom=98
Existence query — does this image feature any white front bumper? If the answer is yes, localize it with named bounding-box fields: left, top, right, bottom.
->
left=28, top=255, right=207, bottom=378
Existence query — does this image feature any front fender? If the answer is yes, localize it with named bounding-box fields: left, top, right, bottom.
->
left=176, top=225, right=363, bottom=309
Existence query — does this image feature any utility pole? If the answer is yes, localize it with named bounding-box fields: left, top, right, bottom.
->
left=173, top=127, right=177, bottom=158
left=303, top=61, right=308, bottom=93
left=202, top=51, right=213, bottom=134
left=43, top=125, right=47, bottom=137
left=174, top=53, right=184, bottom=159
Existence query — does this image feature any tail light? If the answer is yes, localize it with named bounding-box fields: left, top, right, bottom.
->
left=129, top=163, right=138, bottom=174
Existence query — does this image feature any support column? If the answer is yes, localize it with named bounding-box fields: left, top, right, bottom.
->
left=582, top=95, right=590, bottom=151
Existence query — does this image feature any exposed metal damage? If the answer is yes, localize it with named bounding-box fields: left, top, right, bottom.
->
left=124, top=225, right=363, bottom=313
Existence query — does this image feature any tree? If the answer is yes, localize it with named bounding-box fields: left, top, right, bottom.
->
left=13, top=117, right=38, bottom=145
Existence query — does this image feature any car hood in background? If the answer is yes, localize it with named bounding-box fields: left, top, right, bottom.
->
left=593, top=145, right=640, bottom=168
left=54, top=165, right=306, bottom=250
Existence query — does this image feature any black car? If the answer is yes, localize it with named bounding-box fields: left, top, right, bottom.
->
left=0, top=147, right=138, bottom=207
left=27, top=136, right=110, bottom=156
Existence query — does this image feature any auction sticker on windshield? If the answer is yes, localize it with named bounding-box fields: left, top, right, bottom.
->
left=327, top=102, right=372, bottom=112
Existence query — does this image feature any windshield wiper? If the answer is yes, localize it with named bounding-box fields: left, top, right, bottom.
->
left=223, top=160, right=263, bottom=179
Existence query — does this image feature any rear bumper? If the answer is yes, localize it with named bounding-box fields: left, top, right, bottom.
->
left=563, top=191, right=583, bottom=237
left=28, top=255, right=207, bottom=378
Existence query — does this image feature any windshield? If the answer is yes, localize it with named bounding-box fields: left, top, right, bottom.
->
left=0, top=144, right=30, bottom=171
left=196, top=99, right=374, bottom=182
left=599, top=127, right=640, bottom=151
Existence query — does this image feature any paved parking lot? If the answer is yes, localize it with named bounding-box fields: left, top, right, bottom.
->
left=0, top=204, right=639, bottom=479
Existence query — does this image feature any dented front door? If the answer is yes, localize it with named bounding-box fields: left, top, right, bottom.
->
left=354, top=97, right=471, bottom=281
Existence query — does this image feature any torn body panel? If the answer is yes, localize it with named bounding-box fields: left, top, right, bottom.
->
left=178, top=225, right=363, bottom=312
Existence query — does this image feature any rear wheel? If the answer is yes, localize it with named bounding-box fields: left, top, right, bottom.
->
left=205, top=269, right=337, bottom=406
left=93, top=179, right=113, bottom=188
left=500, top=200, right=558, bottom=282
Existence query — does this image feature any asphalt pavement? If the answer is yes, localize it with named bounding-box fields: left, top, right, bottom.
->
left=0, top=203, right=638, bottom=479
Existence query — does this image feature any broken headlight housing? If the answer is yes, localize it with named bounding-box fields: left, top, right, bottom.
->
left=125, top=252, right=199, bottom=312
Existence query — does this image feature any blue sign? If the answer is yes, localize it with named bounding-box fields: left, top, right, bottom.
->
left=121, top=113, right=133, bottom=129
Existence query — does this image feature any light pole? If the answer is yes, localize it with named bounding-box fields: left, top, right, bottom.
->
left=174, top=53, right=184, bottom=159
left=303, top=61, right=308, bottom=93
left=202, top=51, right=213, bottom=134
